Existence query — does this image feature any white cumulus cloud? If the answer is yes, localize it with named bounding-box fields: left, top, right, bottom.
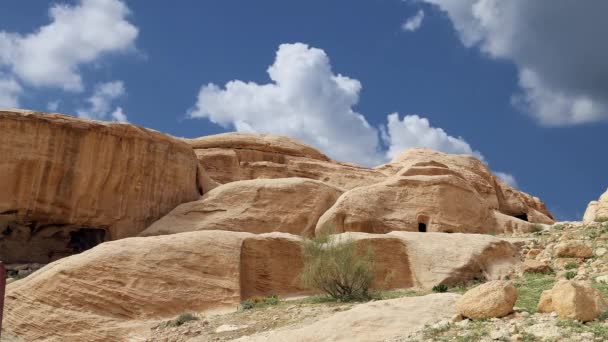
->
left=77, top=80, right=128, bottom=122
left=495, top=171, right=518, bottom=189
left=188, top=42, right=486, bottom=168
left=189, top=43, right=383, bottom=166
left=0, top=74, right=21, bottom=108
left=421, top=0, right=608, bottom=125
left=383, top=113, right=483, bottom=161
left=0, top=0, right=138, bottom=92
left=402, top=10, right=425, bottom=32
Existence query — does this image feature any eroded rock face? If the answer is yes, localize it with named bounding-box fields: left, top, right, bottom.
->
left=185, top=132, right=387, bottom=190
left=3, top=230, right=520, bottom=341
left=537, top=280, right=608, bottom=321
left=379, top=148, right=554, bottom=223
left=388, top=232, right=519, bottom=288
left=140, top=178, right=342, bottom=237
left=316, top=174, right=496, bottom=235
left=315, top=149, right=554, bottom=236
left=583, top=188, right=608, bottom=223
left=457, top=281, right=518, bottom=319
left=0, top=110, right=201, bottom=263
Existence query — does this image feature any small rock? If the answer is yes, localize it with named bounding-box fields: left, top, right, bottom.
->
left=490, top=330, right=507, bottom=340
left=450, top=314, right=463, bottom=323
left=596, top=248, right=608, bottom=257
left=456, top=319, right=470, bottom=327
left=215, top=324, right=248, bottom=333
left=596, top=275, right=608, bottom=284
left=522, top=259, right=552, bottom=274
left=510, top=333, right=523, bottom=341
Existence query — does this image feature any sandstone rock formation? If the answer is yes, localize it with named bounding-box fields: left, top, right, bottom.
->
left=316, top=151, right=553, bottom=235
left=235, top=293, right=462, bottom=342
left=0, top=110, right=201, bottom=263
left=583, top=188, right=608, bottom=223
left=387, top=232, right=519, bottom=288
left=140, top=178, right=342, bottom=237
left=377, top=148, right=553, bottom=223
left=537, top=280, right=608, bottom=321
left=185, top=132, right=388, bottom=190
left=3, top=230, right=520, bottom=340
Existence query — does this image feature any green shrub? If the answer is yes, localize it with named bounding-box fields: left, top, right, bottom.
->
left=241, top=295, right=280, bottom=310
left=564, top=262, right=578, bottom=270
left=530, top=224, right=543, bottom=233
left=565, top=271, right=577, bottom=280
left=300, top=233, right=374, bottom=301
left=596, top=217, right=608, bottom=223
left=167, top=313, right=199, bottom=327
left=553, top=224, right=565, bottom=231
left=432, top=284, right=448, bottom=293
left=514, top=273, right=556, bottom=313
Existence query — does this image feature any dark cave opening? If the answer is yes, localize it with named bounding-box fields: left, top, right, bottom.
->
left=514, top=213, right=529, bottom=222
left=68, top=228, right=106, bottom=253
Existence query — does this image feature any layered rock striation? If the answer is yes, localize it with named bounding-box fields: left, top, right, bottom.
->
left=0, top=110, right=202, bottom=263
left=4, top=230, right=519, bottom=341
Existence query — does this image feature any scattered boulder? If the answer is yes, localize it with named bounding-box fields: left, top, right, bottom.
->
left=0, top=110, right=202, bottom=263
left=526, top=249, right=542, bottom=259
left=554, top=241, right=593, bottom=258
left=456, top=281, right=518, bottom=319
left=522, top=260, right=553, bottom=274
left=140, top=178, right=342, bottom=237
left=583, top=188, right=608, bottom=223
left=537, top=280, right=608, bottom=321
left=595, top=275, right=608, bottom=284
left=234, top=293, right=462, bottom=342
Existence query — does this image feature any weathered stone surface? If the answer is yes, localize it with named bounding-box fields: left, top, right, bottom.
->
left=235, top=293, right=462, bottom=342
left=554, top=241, right=594, bottom=258
left=457, top=281, right=518, bottom=319
left=186, top=133, right=389, bottom=190
left=377, top=148, right=554, bottom=223
left=583, top=188, right=608, bottom=223
left=3, top=231, right=519, bottom=340
left=537, top=280, right=608, bottom=321
left=316, top=172, right=496, bottom=234
left=387, top=232, right=519, bottom=288
left=140, top=178, right=342, bottom=237
left=0, top=110, right=201, bottom=263
left=522, top=260, right=553, bottom=274
left=3, top=231, right=247, bottom=341
left=315, top=148, right=553, bottom=236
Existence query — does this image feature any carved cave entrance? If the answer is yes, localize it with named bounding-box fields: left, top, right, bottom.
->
left=514, top=213, right=529, bottom=222
left=417, top=215, right=430, bottom=232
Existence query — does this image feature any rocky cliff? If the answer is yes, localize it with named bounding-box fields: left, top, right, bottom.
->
left=0, top=110, right=202, bottom=263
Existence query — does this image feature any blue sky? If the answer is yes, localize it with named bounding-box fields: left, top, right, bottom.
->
left=1, top=0, right=607, bottom=221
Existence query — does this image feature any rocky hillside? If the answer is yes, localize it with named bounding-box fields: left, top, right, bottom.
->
left=1, top=109, right=591, bottom=342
